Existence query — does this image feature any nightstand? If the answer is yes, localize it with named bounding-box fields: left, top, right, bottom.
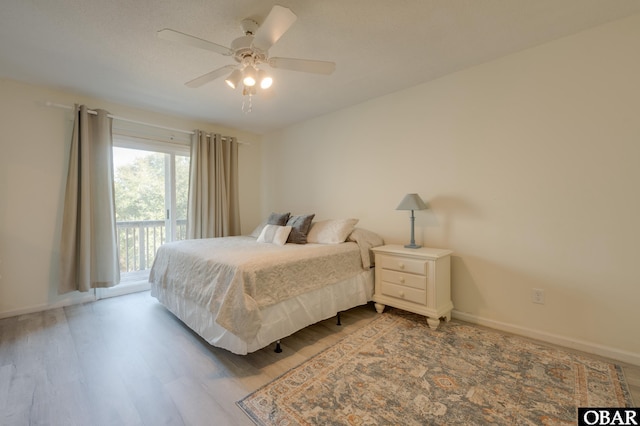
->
left=372, top=245, right=453, bottom=330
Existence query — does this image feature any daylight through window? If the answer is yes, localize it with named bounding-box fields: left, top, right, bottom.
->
left=112, top=138, right=190, bottom=285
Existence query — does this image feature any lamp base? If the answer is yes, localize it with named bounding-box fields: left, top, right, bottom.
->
left=404, top=243, right=422, bottom=249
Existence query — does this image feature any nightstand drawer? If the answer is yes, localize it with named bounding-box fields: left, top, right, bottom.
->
left=379, top=269, right=426, bottom=290
left=380, top=281, right=426, bottom=305
left=378, top=255, right=426, bottom=275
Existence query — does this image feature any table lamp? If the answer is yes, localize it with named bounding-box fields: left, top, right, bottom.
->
left=396, top=193, right=427, bottom=248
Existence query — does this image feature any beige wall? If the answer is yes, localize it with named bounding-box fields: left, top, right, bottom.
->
left=0, top=78, right=262, bottom=317
left=261, top=14, right=640, bottom=364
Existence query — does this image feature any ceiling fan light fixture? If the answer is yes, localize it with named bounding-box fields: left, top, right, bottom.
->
left=258, top=70, right=273, bottom=89
left=243, top=65, right=257, bottom=87
left=224, top=69, right=242, bottom=89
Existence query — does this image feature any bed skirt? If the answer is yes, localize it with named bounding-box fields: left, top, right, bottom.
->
left=150, top=268, right=374, bottom=355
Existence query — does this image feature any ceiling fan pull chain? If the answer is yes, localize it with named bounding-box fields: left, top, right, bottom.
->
left=242, top=93, right=253, bottom=114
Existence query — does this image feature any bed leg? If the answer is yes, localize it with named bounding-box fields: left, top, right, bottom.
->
left=274, top=340, right=282, bottom=353
left=336, top=312, right=342, bottom=326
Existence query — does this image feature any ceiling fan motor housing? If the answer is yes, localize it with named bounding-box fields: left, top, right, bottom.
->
left=230, top=34, right=266, bottom=64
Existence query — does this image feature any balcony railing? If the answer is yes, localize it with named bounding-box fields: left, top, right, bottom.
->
left=116, top=219, right=187, bottom=273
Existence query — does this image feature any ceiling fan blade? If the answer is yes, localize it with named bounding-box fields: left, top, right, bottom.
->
left=185, top=65, right=236, bottom=88
left=268, top=57, right=336, bottom=75
left=252, top=5, right=297, bottom=52
left=158, top=28, right=232, bottom=56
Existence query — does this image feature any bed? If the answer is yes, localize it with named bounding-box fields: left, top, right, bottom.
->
left=149, top=217, right=383, bottom=355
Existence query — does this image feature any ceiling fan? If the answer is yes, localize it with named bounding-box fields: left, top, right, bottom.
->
left=158, top=5, right=336, bottom=97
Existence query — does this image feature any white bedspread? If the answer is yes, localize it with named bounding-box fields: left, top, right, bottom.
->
left=148, top=237, right=365, bottom=341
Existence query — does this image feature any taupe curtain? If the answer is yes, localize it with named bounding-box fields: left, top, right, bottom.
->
left=59, top=105, right=120, bottom=293
left=187, top=131, right=240, bottom=238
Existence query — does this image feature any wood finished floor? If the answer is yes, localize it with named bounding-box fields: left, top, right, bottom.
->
left=1, top=291, right=638, bottom=425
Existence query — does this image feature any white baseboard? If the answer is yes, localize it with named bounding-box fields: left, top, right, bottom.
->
left=96, top=281, right=150, bottom=299
left=0, top=293, right=97, bottom=320
left=0, top=283, right=150, bottom=320
left=452, top=310, right=640, bottom=367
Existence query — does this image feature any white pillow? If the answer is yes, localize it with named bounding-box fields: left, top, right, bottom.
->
left=257, top=224, right=292, bottom=245
left=306, top=218, right=359, bottom=244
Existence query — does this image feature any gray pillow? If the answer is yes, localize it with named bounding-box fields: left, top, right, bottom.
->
left=267, top=212, right=290, bottom=226
left=286, top=214, right=315, bottom=244
left=249, top=212, right=291, bottom=238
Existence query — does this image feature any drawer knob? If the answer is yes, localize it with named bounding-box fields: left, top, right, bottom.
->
left=399, top=291, right=405, bottom=298
left=398, top=263, right=405, bottom=269
left=399, top=277, right=405, bottom=284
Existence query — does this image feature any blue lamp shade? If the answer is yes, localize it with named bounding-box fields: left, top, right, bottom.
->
left=396, top=193, right=427, bottom=249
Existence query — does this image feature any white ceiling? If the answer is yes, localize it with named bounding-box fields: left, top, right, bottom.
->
left=1, top=1, right=639, bottom=134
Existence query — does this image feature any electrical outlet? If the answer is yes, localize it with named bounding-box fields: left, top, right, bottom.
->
left=532, top=288, right=545, bottom=304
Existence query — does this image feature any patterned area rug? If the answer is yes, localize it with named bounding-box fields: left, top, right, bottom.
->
left=237, top=309, right=633, bottom=425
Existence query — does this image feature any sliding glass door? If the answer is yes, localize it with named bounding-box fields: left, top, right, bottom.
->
left=98, top=138, right=189, bottom=298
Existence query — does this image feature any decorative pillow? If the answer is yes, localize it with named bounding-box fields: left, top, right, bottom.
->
left=257, top=224, right=292, bottom=245
left=286, top=214, right=315, bottom=244
left=306, top=218, right=359, bottom=244
left=267, top=211, right=291, bottom=226
left=249, top=212, right=291, bottom=237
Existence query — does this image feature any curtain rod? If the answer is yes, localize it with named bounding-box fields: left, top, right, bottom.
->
left=44, top=101, right=249, bottom=144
